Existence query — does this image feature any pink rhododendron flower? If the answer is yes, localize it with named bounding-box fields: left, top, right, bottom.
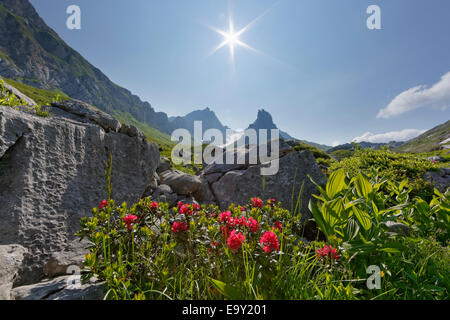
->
left=99, top=200, right=108, bottom=210
left=172, top=221, right=189, bottom=233
left=123, top=214, right=138, bottom=231
left=150, top=202, right=159, bottom=210
left=251, top=197, right=263, bottom=208
left=260, top=231, right=280, bottom=254
left=246, top=218, right=260, bottom=233
left=179, top=204, right=193, bottom=216
left=227, top=230, right=245, bottom=251
left=219, top=211, right=232, bottom=223
left=274, top=221, right=283, bottom=232
left=316, top=245, right=340, bottom=261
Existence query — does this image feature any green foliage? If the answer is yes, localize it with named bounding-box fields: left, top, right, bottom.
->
left=294, top=141, right=332, bottom=161
left=308, top=168, right=449, bottom=299
left=1, top=77, right=69, bottom=106
left=329, top=148, right=440, bottom=200
left=77, top=198, right=364, bottom=300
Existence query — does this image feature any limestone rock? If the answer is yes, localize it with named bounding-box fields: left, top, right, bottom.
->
left=424, top=168, right=450, bottom=193
left=0, top=102, right=159, bottom=285
left=211, top=150, right=326, bottom=223
left=159, top=170, right=202, bottom=196
left=51, top=99, right=121, bottom=132
left=157, top=156, right=172, bottom=173
left=11, top=276, right=106, bottom=300
left=0, top=244, right=28, bottom=300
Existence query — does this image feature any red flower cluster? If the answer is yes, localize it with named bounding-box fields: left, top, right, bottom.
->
left=273, top=221, right=283, bottom=232
left=178, top=202, right=200, bottom=216
left=267, top=198, right=276, bottom=206
left=229, top=216, right=248, bottom=227
left=251, top=197, right=263, bottom=208
left=260, top=231, right=280, bottom=254
left=247, top=218, right=260, bottom=233
left=150, top=202, right=159, bottom=210
left=316, top=245, right=340, bottom=261
left=227, top=230, right=245, bottom=251
left=123, top=214, right=138, bottom=231
left=218, top=211, right=260, bottom=233
left=172, top=221, right=189, bottom=233
left=99, top=200, right=108, bottom=210
left=219, top=211, right=232, bottom=223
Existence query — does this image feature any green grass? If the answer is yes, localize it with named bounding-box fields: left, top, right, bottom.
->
left=1, top=77, right=69, bottom=106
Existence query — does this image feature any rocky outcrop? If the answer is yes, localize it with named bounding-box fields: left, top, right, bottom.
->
left=207, top=150, right=326, bottom=222
left=0, top=94, right=160, bottom=289
left=142, top=138, right=327, bottom=225
left=0, top=245, right=28, bottom=299
left=424, top=168, right=450, bottom=194
left=11, top=276, right=105, bottom=300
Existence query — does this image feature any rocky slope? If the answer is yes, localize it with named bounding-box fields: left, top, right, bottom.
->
left=394, top=120, right=450, bottom=153
left=0, top=0, right=174, bottom=134
left=0, top=85, right=160, bottom=295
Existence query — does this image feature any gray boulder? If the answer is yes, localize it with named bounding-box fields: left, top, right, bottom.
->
left=0, top=244, right=28, bottom=300
left=211, top=150, right=326, bottom=223
left=159, top=170, right=202, bottom=196
left=425, top=156, right=445, bottom=163
left=424, top=168, right=450, bottom=193
left=51, top=99, right=121, bottom=132
left=157, top=156, right=172, bottom=173
left=11, top=276, right=106, bottom=300
left=385, top=221, right=411, bottom=236
left=0, top=98, right=159, bottom=285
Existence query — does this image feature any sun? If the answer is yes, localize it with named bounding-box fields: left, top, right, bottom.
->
left=207, top=8, right=269, bottom=67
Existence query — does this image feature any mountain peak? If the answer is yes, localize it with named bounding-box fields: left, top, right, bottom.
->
left=248, top=108, right=278, bottom=131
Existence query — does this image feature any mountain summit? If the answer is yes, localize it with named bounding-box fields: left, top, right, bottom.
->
left=247, top=109, right=294, bottom=141
left=169, top=107, right=228, bottom=136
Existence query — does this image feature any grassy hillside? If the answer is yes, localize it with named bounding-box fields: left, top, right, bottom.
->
left=395, top=120, right=450, bottom=153
left=1, top=76, right=69, bottom=105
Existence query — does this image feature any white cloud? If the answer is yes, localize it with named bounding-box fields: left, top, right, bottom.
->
left=353, top=129, right=425, bottom=143
left=331, top=140, right=341, bottom=147
left=377, top=71, right=450, bottom=118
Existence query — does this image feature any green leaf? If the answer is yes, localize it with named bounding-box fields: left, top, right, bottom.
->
left=344, top=217, right=360, bottom=241
left=353, top=173, right=373, bottom=198
left=208, top=278, right=243, bottom=300
left=326, top=169, right=346, bottom=198
left=309, top=200, right=330, bottom=238
left=352, top=206, right=372, bottom=231
left=399, top=179, right=408, bottom=192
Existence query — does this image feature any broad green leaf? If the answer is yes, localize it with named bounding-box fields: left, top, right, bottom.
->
left=208, top=278, right=243, bottom=300
left=344, top=217, right=360, bottom=241
left=352, top=206, right=372, bottom=231
left=326, top=169, right=346, bottom=198
left=354, top=173, right=373, bottom=198
left=309, top=200, right=330, bottom=237
left=399, top=180, right=408, bottom=192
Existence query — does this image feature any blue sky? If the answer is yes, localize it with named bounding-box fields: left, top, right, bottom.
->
left=30, top=0, right=450, bottom=146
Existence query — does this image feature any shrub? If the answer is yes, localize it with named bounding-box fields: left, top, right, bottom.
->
left=77, top=197, right=366, bottom=300
left=329, top=148, right=440, bottom=200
